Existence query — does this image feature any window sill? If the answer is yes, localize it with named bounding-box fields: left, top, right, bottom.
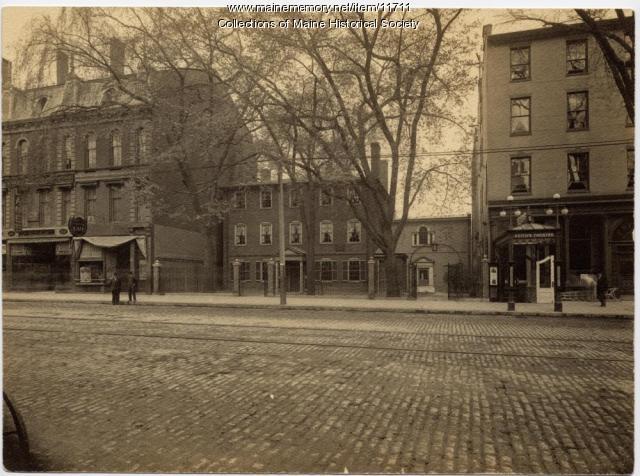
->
left=320, top=242, right=334, bottom=245
left=234, top=243, right=246, bottom=247
left=260, top=243, right=273, bottom=246
left=510, top=78, right=531, bottom=83
left=566, top=128, right=589, bottom=132
left=567, top=189, right=590, bottom=193
left=566, top=71, right=588, bottom=77
left=510, top=132, right=531, bottom=137
left=511, top=191, right=531, bottom=196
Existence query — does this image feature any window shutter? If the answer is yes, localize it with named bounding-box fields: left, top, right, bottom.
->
left=341, top=261, right=348, bottom=281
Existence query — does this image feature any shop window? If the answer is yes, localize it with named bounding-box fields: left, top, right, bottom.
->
left=110, top=130, right=122, bottom=166
left=567, top=40, right=588, bottom=75
left=234, top=224, right=247, bottom=246
left=567, top=152, right=589, bottom=191
left=260, top=222, right=272, bottom=245
left=315, top=260, right=337, bottom=281
left=343, top=259, right=366, bottom=282
left=567, top=92, right=588, bottom=130
left=412, top=226, right=434, bottom=246
left=627, top=148, right=634, bottom=189
left=84, top=186, right=96, bottom=222
left=85, top=133, right=96, bottom=169
left=38, top=189, right=51, bottom=226
left=320, top=221, right=333, bottom=244
left=289, top=221, right=302, bottom=245
left=347, top=219, right=361, bottom=243
left=511, top=157, right=531, bottom=193
left=109, top=185, right=123, bottom=222
left=233, top=190, right=246, bottom=209
left=510, top=97, right=531, bottom=135
left=260, top=189, right=272, bottom=209
left=79, top=261, right=104, bottom=283
left=510, top=46, right=530, bottom=81
left=569, top=219, right=592, bottom=272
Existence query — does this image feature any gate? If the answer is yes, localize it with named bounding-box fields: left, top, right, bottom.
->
left=536, top=255, right=554, bottom=304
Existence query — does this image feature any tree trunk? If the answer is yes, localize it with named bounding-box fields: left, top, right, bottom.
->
left=202, top=222, right=220, bottom=292
left=302, top=183, right=317, bottom=295
left=384, top=252, right=402, bottom=297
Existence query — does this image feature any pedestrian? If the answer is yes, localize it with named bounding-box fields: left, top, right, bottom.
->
left=128, top=271, right=137, bottom=304
left=110, top=272, right=121, bottom=305
left=596, top=271, right=608, bottom=307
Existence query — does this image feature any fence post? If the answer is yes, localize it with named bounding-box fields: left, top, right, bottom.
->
left=232, top=259, right=240, bottom=296
left=152, top=259, right=163, bottom=295
left=367, top=257, right=375, bottom=300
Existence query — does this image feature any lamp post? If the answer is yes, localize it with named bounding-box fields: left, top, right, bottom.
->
left=545, top=193, right=569, bottom=312
left=499, top=195, right=521, bottom=311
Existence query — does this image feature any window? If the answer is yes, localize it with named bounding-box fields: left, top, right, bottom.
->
left=13, top=194, right=21, bottom=229
left=36, top=97, right=48, bottom=113
left=315, top=260, right=337, bottom=281
left=567, top=40, right=588, bottom=75
left=343, top=259, right=367, bottom=282
left=109, top=185, right=123, bottom=222
left=510, top=97, right=531, bottom=134
left=320, top=221, right=333, bottom=244
left=2, top=192, right=7, bottom=229
left=135, top=128, right=147, bottom=164
left=233, top=190, right=246, bottom=209
left=347, top=186, right=360, bottom=204
left=63, top=135, right=73, bottom=169
left=85, top=133, right=96, bottom=168
left=567, top=92, right=588, bottom=130
left=567, top=152, right=589, bottom=191
left=412, top=226, right=434, bottom=246
left=289, top=221, right=302, bottom=245
left=627, top=148, right=634, bottom=189
left=38, top=189, right=51, bottom=226
left=102, top=88, right=116, bottom=105
left=84, top=187, right=96, bottom=220
left=260, top=222, right=272, bottom=245
left=2, top=141, right=8, bottom=175
left=60, top=188, right=71, bottom=225
left=110, top=131, right=122, bottom=166
left=347, top=219, right=361, bottom=243
left=289, top=188, right=300, bottom=208
left=320, top=188, right=333, bottom=206
left=511, top=157, right=531, bottom=193
left=260, top=189, right=272, bottom=208
left=510, top=47, right=530, bottom=81
left=234, top=224, right=246, bottom=245
left=17, top=139, right=28, bottom=174
left=255, top=261, right=268, bottom=281
left=239, top=261, right=251, bottom=281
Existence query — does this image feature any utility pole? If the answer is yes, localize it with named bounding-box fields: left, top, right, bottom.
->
left=278, top=160, right=287, bottom=305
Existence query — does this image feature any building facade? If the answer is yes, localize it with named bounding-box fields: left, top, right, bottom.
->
left=472, top=20, right=634, bottom=302
left=2, top=51, right=223, bottom=293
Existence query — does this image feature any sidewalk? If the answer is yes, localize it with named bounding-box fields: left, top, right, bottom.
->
left=2, top=291, right=634, bottom=318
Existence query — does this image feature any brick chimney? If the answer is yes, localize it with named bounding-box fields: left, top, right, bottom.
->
left=2, top=58, right=12, bottom=89
left=110, top=38, right=125, bottom=77
left=379, top=160, right=389, bottom=192
left=56, top=50, right=69, bottom=85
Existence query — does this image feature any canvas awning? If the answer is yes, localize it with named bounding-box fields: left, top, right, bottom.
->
left=73, top=236, right=147, bottom=258
left=6, top=237, right=71, bottom=244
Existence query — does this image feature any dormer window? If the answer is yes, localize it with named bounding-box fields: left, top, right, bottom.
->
left=101, top=88, right=116, bottom=105
left=36, top=97, right=48, bottom=113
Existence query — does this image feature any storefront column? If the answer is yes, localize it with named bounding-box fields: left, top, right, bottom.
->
left=299, top=261, right=303, bottom=293
left=563, top=215, right=570, bottom=279
left=232, top=259, right=240, bottom=295
left=130, top=241, right=136, bottom=274
left=603, top=216, right=611, bottom=278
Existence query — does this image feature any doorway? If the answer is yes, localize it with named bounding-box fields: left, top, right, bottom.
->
left=286, top=261, right=302, bottom=293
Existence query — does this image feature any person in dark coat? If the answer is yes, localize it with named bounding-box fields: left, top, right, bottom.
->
left=110, top=272, right=121, bottom=305
left=596, top=271, right=608, bottom=307
left=127, top=272, right=138, bottom=304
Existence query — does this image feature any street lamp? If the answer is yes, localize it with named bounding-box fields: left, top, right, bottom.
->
left=545, top=193, right=568, bottom=312
left=499, top=195, right=521, bottom=311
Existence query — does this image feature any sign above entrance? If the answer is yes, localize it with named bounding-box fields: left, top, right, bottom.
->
left=68, top=216, right=88, bottom=237
left=512, top=231, right=556, bottom=245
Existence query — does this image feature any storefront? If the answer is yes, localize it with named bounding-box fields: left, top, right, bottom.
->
left=5, top=238, right=72, bottom=290
left=72, top=236, right=148, bottom=292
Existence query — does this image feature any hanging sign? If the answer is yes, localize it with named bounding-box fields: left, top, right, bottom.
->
left=68, top=216, right=88, bottom=237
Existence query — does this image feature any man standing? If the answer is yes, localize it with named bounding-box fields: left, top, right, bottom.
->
left=128, top=271, right=138, bottom=304
left=596, top=271, right=608, bottom=307
left=111, top=272, right=121, bottom=305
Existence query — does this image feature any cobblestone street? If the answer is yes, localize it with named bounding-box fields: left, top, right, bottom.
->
left=3, top=301, right=634, bottom=473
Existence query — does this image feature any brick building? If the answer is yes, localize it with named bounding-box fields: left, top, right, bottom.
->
left=472, top=19, right=634, bottom=302
left=1, top=48, right=240, bottom=293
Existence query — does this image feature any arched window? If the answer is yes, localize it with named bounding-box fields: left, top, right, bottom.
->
left=63, top=135, right=73, bottom=170
left=16, top=139, right=28, bottom=174
left=413, top=226, right=434, bottom=246
left=36, top=97, right=48, bottom=113
left=110, top=130, right=122, bottom=166
left=85, top=133, right=96, bottom=169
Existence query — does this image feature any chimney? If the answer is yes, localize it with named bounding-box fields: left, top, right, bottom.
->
left=370, top=142, right=381, bottom=178
left=482, top=24, right=492, bottom=38
left=379, top=160, right=389, bottom=192
left=2, top=58, right=12, bottom=89
left=56, top=50, right=69, bottom=85
left=110, top=38, right=125, bottom=77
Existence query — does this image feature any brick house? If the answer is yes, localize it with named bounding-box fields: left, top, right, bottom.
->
left=472, top=19, right=634, bottom=302
left=2, top=48, right=243, bottom=293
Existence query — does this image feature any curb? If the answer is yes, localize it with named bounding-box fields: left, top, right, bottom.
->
left=3, top=297, right=634, bottom=320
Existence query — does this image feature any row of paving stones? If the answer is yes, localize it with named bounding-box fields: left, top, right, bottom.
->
left=3, top=304, right=634, bottom=473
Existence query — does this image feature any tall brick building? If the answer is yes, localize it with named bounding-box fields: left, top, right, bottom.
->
left=2, top=48, right=243, bottom=292
left=472, top=19, right=634, bottom=301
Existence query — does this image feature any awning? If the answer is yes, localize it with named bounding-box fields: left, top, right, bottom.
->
left=73, top=236, right=147, bottom=258
left=6, top=237, right=71, bottom=244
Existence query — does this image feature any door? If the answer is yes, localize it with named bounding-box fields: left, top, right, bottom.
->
left=286, top=261, right=301, bottom=293
left=416, top=263, right=434, bottom=293
left=536, top=255, right=554, bottom=304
